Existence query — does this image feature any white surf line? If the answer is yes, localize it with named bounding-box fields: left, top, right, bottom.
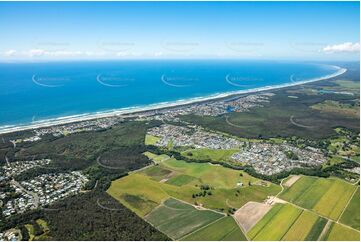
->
left=32, top=74, right=63, bottom=88
left=337, top=186, right=359, bottom=223
left=0, top=66, right=347, bottom=135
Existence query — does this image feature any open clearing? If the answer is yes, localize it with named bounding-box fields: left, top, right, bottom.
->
left=145, top=198, right=224, bottom=240
left=279, top=176, right=358, bottom=220
left=283, top=175, right=301, bottom=187
left=234, top=201, right=271, bottom=232
left=181, top=148, right=238, bottom=163
left=144, top=134, right=160, bottom=145
left=182, top=216, right=246, bottom=241
left=108, top=154, right=280, bottom=216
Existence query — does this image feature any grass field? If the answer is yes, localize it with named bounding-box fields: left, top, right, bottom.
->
left=182, top=216, right=246, bottom=241
left=144, top=134, right=160, bottom=145
left=108, top=156, right=280, bottom=216
left=340, top=188, right=360, bottom=230
left=280, top=176, right=358, bottom=220
left=166, top=174, right=198, bottom=186
left=324, top=222, right=360, bottom=241
left=181, top=148, right=238, bottom=162
left=145, top=198, right=224, bottom=240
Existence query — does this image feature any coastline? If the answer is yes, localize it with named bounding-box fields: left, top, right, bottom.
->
left=0, top=66, right=347, bottom=135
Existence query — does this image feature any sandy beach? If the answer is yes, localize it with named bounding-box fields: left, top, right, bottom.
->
left=0, top=66, right=347, bottom=135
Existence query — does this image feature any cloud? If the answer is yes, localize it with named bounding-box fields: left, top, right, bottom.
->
left=4, top=49, right=17, bottom=56
left=28, top=49, right=46, bottom=57
left=154, top=51, right=163, bottom=57
left=322, top=42, right=360, bottom=53
left=25, top=49, right=106, bottom=57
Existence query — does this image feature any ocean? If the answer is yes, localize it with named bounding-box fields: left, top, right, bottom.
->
left=0, top=60, right=344, bottom=130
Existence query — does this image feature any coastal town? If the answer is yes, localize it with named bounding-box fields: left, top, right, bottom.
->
left=6, top=92, right=273, bottom=144
left=136, top=92, right=274, bottom=122
left=8, top=116, right=124, bottom=145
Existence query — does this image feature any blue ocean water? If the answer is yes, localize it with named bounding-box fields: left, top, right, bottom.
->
left=0, top=60, right=340, bottom=128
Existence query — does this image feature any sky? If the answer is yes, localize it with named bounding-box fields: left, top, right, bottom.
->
left=0, top=1, right=359, bottom=61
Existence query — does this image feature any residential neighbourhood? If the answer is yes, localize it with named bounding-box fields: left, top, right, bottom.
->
left=147, top=123, right=327, bottom=175
left=1, top=157, right=88, bottom=217
left=147, top=124, right=243, bottom=149
left=231, top=143, right=327, bottom=175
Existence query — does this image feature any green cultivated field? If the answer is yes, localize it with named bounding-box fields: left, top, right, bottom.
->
left=247, top=203, right=340, bottom=241
left=247, top=203, right=284, bottom=239
left=282, top=210, right=319, bottom=241
left=280, top=176, right=358, bottom=220
left=340, top=188, right=360, bottom=230
left=145, top=198, right=224, bottom=240
left=182, top=216, right=246, bottom=241
left=108, top=154, right=280, bottom=216
left=304, top=217, right=328, bottom=241
left=325, top=222, right=360, bottom=241
left=250, top=203, right=302, bottom=240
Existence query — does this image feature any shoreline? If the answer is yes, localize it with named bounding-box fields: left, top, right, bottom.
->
left=0, top=66, right=347, bottom=135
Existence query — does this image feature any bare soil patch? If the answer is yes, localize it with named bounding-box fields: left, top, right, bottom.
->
left=234, top=201, right=272, bottom=232
left=284, top=175, right=301, bottom=187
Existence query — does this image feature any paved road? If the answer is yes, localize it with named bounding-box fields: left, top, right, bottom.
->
left=11, top=179, right=39, bottom=208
